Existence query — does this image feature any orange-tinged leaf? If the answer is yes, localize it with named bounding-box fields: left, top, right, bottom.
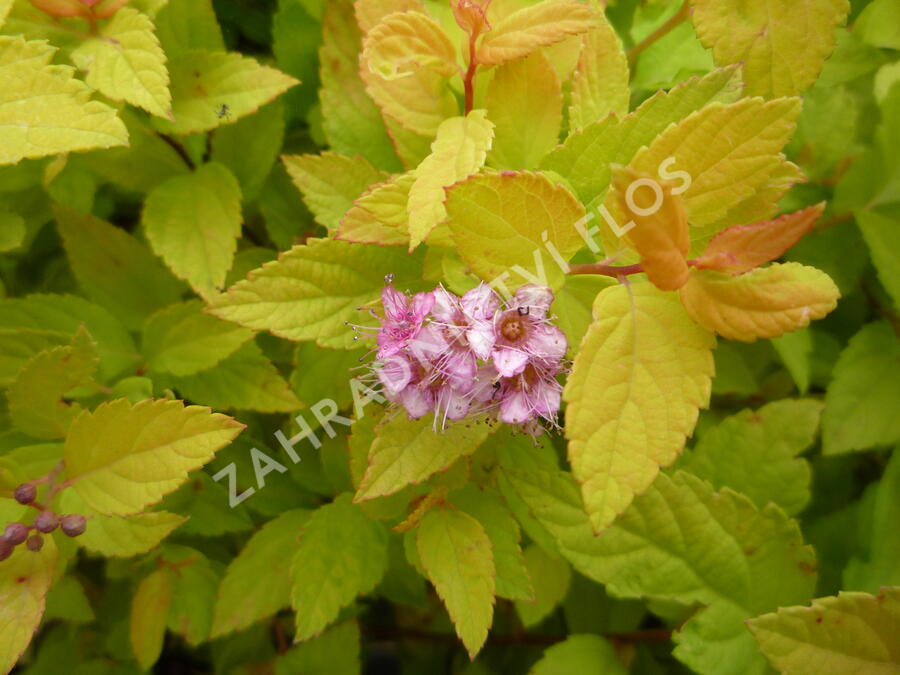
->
left=452, top=0, right=492, bottom=36
left=476, top=0, right=596, bottom=66
left=612, top=167, right=690, bottom=291
left=680, top=263, right=840, bottom=342
left=337, top=173, right=414, bottom=246
left=694, top=204, right=824, bottom=274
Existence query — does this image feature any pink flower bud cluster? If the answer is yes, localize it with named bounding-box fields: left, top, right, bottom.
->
left=372, top=280, right=567, bottom=433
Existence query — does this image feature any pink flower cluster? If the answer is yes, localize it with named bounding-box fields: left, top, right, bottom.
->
left=372, top=280, right=567, bottom=432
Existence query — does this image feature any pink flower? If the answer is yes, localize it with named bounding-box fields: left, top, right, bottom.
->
left=377, top=283, right=434, bottom=360
left=497, top=361, right=563, bottom=427
left=491, top=285, right=567, bottom=378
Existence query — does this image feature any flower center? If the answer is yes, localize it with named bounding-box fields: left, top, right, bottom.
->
left=501, top=316, right=525, bottom=342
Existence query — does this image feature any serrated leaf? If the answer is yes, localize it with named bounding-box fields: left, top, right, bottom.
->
left=360, top=19, right=458, bottom=138
left=407, top=110, right=495, bottom=249
left=0, top=36, right=128, bottom=165
left=531, top=635, right=627, bottom=675
left=356, top=416, right=492, bottom=501
left=336, top=173, right=414, bottom=246
left=142, top=300, right=253, bottom=377
left=291, top=494, right=388, bottom=641
left=612, top=166, right=690, bottom=291
left=0, top=0, right=11, bottom=27
left=445, top=171, right=586, bottom=290
left=319, top=0, right=401, bottom=170
left=71, top=8, right=171, bottom=118
left=450, top=485, right=533, bottom=602
left=59, top=488, right=185, bottom=557
left=143, top=162, right=243, bottom=298
left=211, top=100, right=285, bottom=202
left=44, top=575, right=94, bottom=624
left=55, top=206, right=186, bottom=330
left=748, top=588, right=900, bottom=675
left=130, top=567, right=174, bottom=671
left=212, top=509, right=311, bottom=638
left=695, top=204, right=824, bottom=275
left=485, top=52, right=561, bottom=171
left=0, top=209, right=24, bottom=252
left=155, top=0, right=224, bottom=57
left=564, top=283, right=714, bottom=532
left=156, top=49, right=298, bottom=135
left=514, top=544, right=571, bottom=627
left=629, top=97, right=801, bottom=234
left=542, top=64, right=744, bottom=206
left=0, top=293, right=139, bottom=381
left=499, top=467, right=817, bottom=675
left=823, top=322, right=900, bottom=454
left=680, top=263, right=840, bottom=342
left=166, top=341, right=302, bottom=413
left=679, top=399, right=822, bottom=515
left=0, top=538, right=57, bottom=675
left=476, top=0, right=595, bottom=66
left=163, top=545, right=219, bottom=647
left=282, top=152, right=386, bottom=230
left=416, top=507, right=495, bottom=659
left=361, top=9, right=456, bottom=80
left=0, top=329, right=71, bottom=387
left=7, top=330, right=99, bottom=439
left=568, top=13, right=630, bottom=131
left=691, top=0, right=850, bottom=98
left=207, top=238, right=424, bottom=349
left=64, top=398, right=244, bottom=516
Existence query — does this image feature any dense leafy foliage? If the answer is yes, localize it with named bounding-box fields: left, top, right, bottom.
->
left=1, top=0, right=898, bottom=673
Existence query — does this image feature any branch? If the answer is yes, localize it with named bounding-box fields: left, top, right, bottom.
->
left=627, top=0, right=691, bottom=66
left=156, top=132, right=195, bottom=171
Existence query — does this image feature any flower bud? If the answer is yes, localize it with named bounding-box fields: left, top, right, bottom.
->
left=60, top=514, right=87, bottom=537
left=34, top=511, right=59, bottom=534
left=0, top=540, right=13, bottom=562
left=26, top=534, right=44, bottom=552
left=13, top=483, right=36, bottom=505
left=3, top=522, right=29, bottom=545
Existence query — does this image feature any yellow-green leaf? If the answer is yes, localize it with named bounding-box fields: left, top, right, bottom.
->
left=291, top=494, right=388, bottom=641
left=445, top=171, right=586, bottom=290
left=564, top=283, right=714, bottom=531
left=680, top=263, right=840, bottom=342
left=361, top=10, right=457, bottom=80
left=486, top=52, right=562, bottom=171
left=59, top=488, right=186, bottom=557
left=64, top=398, right=244, bottom=516
left=55, top=206, right=186, bottom=330
left=130, top=568, right=174, bottom=671
left=568, top=13, right=630, bottom=131
left=71, top=8, right=171, bottom=118
left=629, top=97, right=802, bottom=233
left=142, top=300, right=254, bottom=376
left=416, top=508, right=495, bottom=659
left=0, top=36, right=128, bottom=165
left=143, top=162, right=243, bottom=298
left=355, top=416, right=493, bottom=502
left=208, top=238, right=424, bottom=349
left=514, top=545, right=571, bottom=627
left=407, top=110, right=495, bottom=249
left=0, top=0, right=11, bottom=28
left=476, top=0, right=596, bottom=66
left=337, top=173, right=414, bottom=246
left=748, top=588, right=900, bottom=675
left=691, top=0, right=850, bottom=98
left=212, top=509, right=311, bottom=638
left=282, top=152, right=387, bottom=230
left=157, top=49, right=298, bottom=135
left=0, top=539, right=57, bottom=675
left=7, top=329, right=99, bottom=440
left=0, top=209, right=24, bottom=252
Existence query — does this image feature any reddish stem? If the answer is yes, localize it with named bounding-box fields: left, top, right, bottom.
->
left=568, top=262, right=646, bottom=278
left=463, top=31, right=479, bottom=114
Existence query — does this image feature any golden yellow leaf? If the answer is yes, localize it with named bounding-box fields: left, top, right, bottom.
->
left=680, top=263, right=840, bottom=342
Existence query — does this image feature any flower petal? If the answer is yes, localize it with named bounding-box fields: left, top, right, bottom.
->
left=466, top=320, right=495, bottom=360
left=514, top=284, right=554, bottom=318
left=461, top=283, right=500, bottom=321
left=526, top=324, right=567, bottom=361
left=494, top=347, right=529, bottom=377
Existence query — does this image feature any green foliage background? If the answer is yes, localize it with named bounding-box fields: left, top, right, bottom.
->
left=1, top=0, right=899, bottom=673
